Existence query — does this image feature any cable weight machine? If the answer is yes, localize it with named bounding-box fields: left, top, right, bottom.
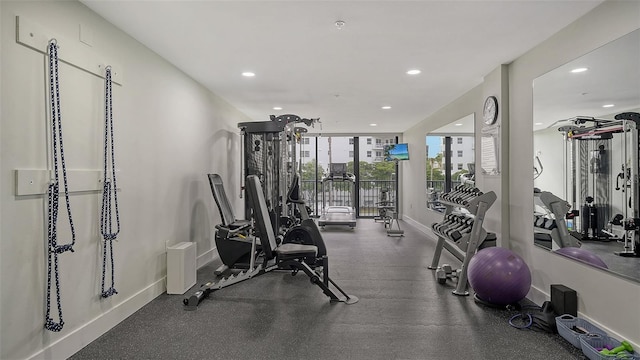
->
left=238, top=114, right=320, bottom=239
left=559, top=112, right=640, bottom=257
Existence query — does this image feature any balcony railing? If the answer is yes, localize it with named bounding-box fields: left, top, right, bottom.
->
left=299, top=179, right=397, bottom=217
left=297, top=179, right=462, bottom=216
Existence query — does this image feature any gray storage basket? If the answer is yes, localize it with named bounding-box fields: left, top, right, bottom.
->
left=556, top=314, right=607, bottom=348
left=579, top=334, right=640, bottom=360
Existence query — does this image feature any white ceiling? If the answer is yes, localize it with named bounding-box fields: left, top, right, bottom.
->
left=81, top=0, right=604, bottom=134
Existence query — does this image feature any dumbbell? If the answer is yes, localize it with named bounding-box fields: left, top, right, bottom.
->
left=436, top=264, right=454, bottom=284
left=437, top=217, right=463, bottom=236
left=446, top=185, right=473, bottom=200
left=441, top=189, right=461, bottom=202
left=455, top=188, right=483, bottom=206
left=436, top=264, right=462, bottom=284
left=444, top=187, right=471, bottom=202
left=446, top=218, right=475, bottom=241
left=445, top=218, right=472, bottom=237
left=432, top=214, right=458, bottom=233
left=454, top=219, right=475, bottom=238
left=543, top=218, right=557, bottom=230
left=600, top=340, right=633, bottom=356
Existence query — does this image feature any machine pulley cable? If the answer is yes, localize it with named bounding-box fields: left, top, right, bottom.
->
left=100, top=66, right=120, bottom=298
left=45, top=39, right=76, bottom=332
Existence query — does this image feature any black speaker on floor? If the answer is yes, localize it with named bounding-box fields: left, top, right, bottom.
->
left=551, top=284, right=577, bottom=316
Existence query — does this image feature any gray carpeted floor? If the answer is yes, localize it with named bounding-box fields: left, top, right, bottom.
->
left=71, top=220, right=586, bottom=360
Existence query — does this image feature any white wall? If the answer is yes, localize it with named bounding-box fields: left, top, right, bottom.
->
left=509, top=0, right=640, bottom=345
left=403, top=85, right=483, bottom=231
left=533, top=126, right=566, bottom=197
left=403, top=0, right=640, bottom=347
left=0, top=1, right=250, bottom=359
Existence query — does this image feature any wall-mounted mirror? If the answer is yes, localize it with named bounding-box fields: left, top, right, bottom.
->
left=426, top=113, right=475, bottom=212
left=533, top=28, right=640, bottom=282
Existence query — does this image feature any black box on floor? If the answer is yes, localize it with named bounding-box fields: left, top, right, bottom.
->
left=551, top=284, right=577, bottom=316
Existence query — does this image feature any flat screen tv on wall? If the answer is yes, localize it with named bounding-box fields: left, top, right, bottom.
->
left=384, top=143, right=409, bottom=161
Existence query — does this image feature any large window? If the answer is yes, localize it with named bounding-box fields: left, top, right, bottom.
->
left=426, top=114, right=475, bottom=212
left=296, top=135, right=399, bottom=217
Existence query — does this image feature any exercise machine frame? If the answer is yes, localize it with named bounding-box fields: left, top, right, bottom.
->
left=184, top=175, right=358, bottom=310
left=559, top=112, right=640, bottom=256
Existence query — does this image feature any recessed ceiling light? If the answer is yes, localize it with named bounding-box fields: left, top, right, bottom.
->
left=370, top=123, right=377, bottom=127
left=406, top=69, right=421, bottom=75
left=454, top=123, right=463, bottom=126
left=570, top=68, right=588, bottom=73
left=535, top=122, right=543, bottom=125
left=381, top=106, right=391, bottom=110
left=242, top=71, right=255, bottom=77
left=602, top=104, right=615, bottom=108
left=273, top=106, right=283, bottom=110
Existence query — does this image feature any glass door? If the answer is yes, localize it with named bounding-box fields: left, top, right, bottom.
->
left=358, top=136, right=398, bottom=217
left=297, top=134, right=400, bottom=218
left=317, top=136, right=356, bottom=214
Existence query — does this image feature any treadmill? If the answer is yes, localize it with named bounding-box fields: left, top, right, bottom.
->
left=318, top=163, right=357, bottom=229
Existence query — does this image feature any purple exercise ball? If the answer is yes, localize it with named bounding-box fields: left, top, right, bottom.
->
left=468, top=247, right=532, bottom=305
left=554, top=247, right=608, bottom=269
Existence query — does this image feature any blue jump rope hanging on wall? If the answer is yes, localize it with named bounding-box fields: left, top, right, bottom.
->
left=45, top=39, right=76, bottom=332
left=100, top=66, right=120, bottom=299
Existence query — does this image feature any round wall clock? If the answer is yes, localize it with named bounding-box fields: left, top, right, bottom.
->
left=483, top=96, right=499, bottom=125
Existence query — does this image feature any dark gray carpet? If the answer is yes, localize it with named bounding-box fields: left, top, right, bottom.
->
left=71, top=220, right=586, bottom=360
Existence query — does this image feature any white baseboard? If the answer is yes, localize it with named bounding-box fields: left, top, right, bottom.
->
left=527, top=284, right=635, bottom=348
left=403, top=215, right=436, bottom=240
left=527, top=284, right=548, bottom=305
left=28, top=278, right=166, bottom=360
left=196, top=247, right=217, bottom=269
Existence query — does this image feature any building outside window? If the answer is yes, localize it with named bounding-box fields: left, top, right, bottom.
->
left=302, top=138, right=310, bottom=144
left=367, top=138, right=372, bottom=145
left=457, top=137, right=463, bottom=144
left=302, top=151, right=310, bottom=158
left=349, top=151, right=354, bottom=157
left=367, top=151, right=372, bottom=157
left=457, top=150, right=463, bottom=157
left=457, top=163, right=463, bottom=170
left=349, top=138, right=354, bottom=145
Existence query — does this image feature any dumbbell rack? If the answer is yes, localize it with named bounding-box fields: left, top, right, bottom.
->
left=534, top=191, right=581, bottom=249
left=428, top=184, right=496, bottom=296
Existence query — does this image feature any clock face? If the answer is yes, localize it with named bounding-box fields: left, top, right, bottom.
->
left=483, top=96, right=498, bottom=125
